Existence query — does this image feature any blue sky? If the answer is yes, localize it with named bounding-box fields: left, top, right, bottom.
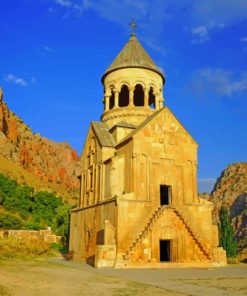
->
left=1, top=0, right=247, bottom=193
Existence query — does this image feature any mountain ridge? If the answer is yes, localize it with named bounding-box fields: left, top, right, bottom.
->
left=0, top=89, right=80, bottom=200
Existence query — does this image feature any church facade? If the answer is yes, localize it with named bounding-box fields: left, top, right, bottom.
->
left=69, top=32, right=226, bottom=268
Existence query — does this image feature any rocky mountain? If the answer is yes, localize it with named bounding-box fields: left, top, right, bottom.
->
left=0, top=89, right=81, bottom=200
left=207, top=162, right=247, bottom=253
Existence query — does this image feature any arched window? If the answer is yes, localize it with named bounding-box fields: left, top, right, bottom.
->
left=109, top=89, right=115, bottom=110
left=134, top=84, right=144, bottom=106
left=119, top=84, right=129, bottom=107
left=148, top=87, right=155, bottom=109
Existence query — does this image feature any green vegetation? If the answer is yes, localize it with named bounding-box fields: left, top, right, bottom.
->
left=0, top=173, right=72, bottom=239
left=219, top=206, right=237, bottom=258
left=0, top=237, right=55, bottom=260
left=0, top=213, right=23, bottom=230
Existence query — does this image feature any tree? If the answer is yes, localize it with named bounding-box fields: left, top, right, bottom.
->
left=219, top=206, right=237, bottom=258
left=55, top=204, right=71, bottom=239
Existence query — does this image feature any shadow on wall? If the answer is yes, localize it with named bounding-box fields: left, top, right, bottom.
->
left=96, top=229, right=104, bottom=245
left=86, top=255, right=95, bottom=266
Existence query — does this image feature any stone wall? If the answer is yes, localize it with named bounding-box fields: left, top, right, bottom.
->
left=0, top=229, right=61, bottom=243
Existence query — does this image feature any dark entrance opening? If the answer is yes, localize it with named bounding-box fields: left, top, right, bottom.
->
left=160, top=185, right=171, bottom=205
left=160, top=240, right=171, bottom=262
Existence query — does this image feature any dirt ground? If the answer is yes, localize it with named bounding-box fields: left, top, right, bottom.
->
left=177, top=278, right=247, bottom=295
left=0, top=258, right=247, bottom=296
left=0, top=259, right=184, bottom=296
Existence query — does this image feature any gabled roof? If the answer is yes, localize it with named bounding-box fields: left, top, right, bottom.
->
left=116, top=107, right=198, bottom=147
left=91, top=121, right=115, bottom=148
left=116, top=108, right=164, bottom=146
left=102, top=35, right=165, bottom=83
left=109, top=121, right=136, bottom=132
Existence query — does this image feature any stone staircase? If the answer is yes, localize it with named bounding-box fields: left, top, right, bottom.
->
left=172, top=207, right=212, bottom=260
left=122, top=205, right=212, bottom=262
left=123, top=205, right=165, bottom=261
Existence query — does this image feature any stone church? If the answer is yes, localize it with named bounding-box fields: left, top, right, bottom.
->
left=69, top=30, right=226, bottom=268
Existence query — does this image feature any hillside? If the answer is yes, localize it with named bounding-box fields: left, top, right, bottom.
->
left=0, top=89, right=80, bottom=201
left=208, top=162, right=247, bottom=252
left=0, top=155, right=77, bottom=202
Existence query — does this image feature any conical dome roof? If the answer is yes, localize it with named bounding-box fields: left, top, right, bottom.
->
left=102, top=35, right=165, bottom=83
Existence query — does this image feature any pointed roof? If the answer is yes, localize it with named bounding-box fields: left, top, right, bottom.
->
left=102, top=35, right=165, bottom=83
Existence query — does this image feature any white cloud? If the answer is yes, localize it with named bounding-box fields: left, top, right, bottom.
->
left=81, top=0, right=183, bottom=53
left=188, top=68, right=247, bottom=98
left=3, top=74, right=36, bottom=87
left=191, top=25, right=209, bottom=44
left=81, top=0, right=246, bottom=48
left=191, top=22, right=226, bottom=45
left=190, top=0, right=246, bottom=44
left=82, top=0, right=247, bottom=28
left=54, top=0, right=72, bottom=7
left=4, top=74, right=27, bottom=86
left=53, top=0, right=83, bottom=17
left=43, top=46, right=54, bottom=52
left=192, top=0, right=247, bottom=25
left=200, top=68, right=247, bottom=96
left=73, top=4, right=83, bottom=15
left=192, top=26, right=208, bottom=38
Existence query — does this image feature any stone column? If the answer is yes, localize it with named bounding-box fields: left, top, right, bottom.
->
left=160, top=97, right=164, bottom=109
left=131, top=153, right=137, bottom=193
left=129, top=87, right=134, bottom=107
left=104, top=95, right=110, bottom=111
left=114, top=90, right=119, bottom=108
left=155, top=94, right=159, bottom=110
left=83, top=173, right=87, bottom=207
left=144, top=88, right=149, bottom=107
left=102, top=163, right=105, bottom=201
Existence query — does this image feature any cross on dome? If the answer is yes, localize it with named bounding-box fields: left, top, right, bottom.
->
left=129, top=18, right=138, bottom=36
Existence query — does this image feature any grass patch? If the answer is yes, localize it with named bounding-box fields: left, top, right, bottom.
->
left=227, top=257, right=239, bottom=264
left=0, top=285, right=11, bottom=296
left=0, top=237, right=58, bottom=261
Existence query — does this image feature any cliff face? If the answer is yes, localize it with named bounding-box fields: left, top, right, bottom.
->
left=0, top=92, right=80, bottom=192
left=209, top=162, right=247, bottom=252
left=211, top=163, right=247, bottom=206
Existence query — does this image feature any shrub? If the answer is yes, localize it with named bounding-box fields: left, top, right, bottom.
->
left=0, top=213, right=23, bottom=230
left=0, top=191, right=7, bottom=205
left=24, top=221, right=42, bottom=230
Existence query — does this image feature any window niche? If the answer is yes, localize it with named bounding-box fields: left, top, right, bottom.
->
left=134, top=84, right=144, bottom=106
left=109, top=89, right=115, bottom=110
left=148, top=87, right=156, bottom=109
left=119, top=84, right=129, bottom=107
